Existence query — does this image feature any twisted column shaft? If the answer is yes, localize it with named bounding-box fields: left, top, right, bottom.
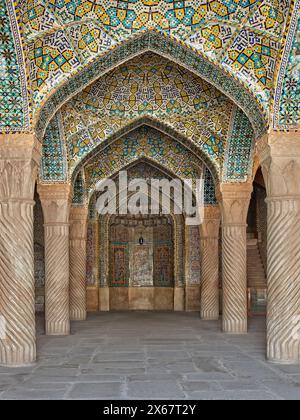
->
left=0, top=201, right=36, bottom=365
left=218, top=183, right=252, bottom=334
left=258, top=133, right=300, bottom=363
left=39, top=184, right=71, bottom=336
left=70, top=207, right=88, bottom=321
left=200, top=207, right=220, bottom=320
left=44, top=224, right=70, bottom=335
left=200, top=237, right=220, bottom=320
left=0, top=133, right=40, bottom=366
left=222, top=224, right=247, bottom=333
left=267, top=199, right=300, bottom=362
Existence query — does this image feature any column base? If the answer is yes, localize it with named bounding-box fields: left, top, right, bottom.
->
left=201, top=311, right=219, bottom=321
left=46, top=321, right=70, bottom=336
left=70, top=310, right=87, bottom=321
left=267, top=357, right=300, bottom=365
left=0, top=344, right=36, bottom=367
left=223, top=319, right=247, bottom=334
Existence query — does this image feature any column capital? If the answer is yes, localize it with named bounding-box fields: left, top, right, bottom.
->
left=256, top=132, right=300, bottom=198
left=38, top=183, right=72, bottom=201
left=200, top=206, right=221, bottom=238
left=38, top=183, right=72, bottom=224
left=70, top=206, right=88, bottom=240
left=0, top=133, right=40, bottom=159
left=70, top=206, right=89, bottom=220
left=0, top=133, right=41, bottom=201
left=216, top=182, right=253, bottom=225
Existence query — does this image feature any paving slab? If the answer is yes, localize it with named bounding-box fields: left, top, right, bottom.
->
left=0, top=313, right=300, bottom=400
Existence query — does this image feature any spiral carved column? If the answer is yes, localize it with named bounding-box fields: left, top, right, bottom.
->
left=218, top=183, right=252, bottom=334
left=200, top=207, right=221, bottom=320
left=70, top=207, right=88, bottom=321
left=0, top=134, right=40, bottom=366
left=38, top=184, right=71, bottom=336
left=258, top=133, right=300, bottom=363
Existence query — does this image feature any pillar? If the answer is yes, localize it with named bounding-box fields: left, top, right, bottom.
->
left=218, top=183, right=252, bottom=334
left=257, top=132, right=300, bottom=363
left=200, top=206, right=221, bottom=320
left=38, top=184, right=71, bottom=335
left=0, top=134, right=40, bottom=366
left=70, top=207, right=88, bottom=320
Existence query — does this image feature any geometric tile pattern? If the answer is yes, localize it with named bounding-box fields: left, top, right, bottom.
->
left=35, top=30, right=267, bottom=140
left=110, top=160, right=217, bottom=206
left=204, top=167, right=217, bottom=205
left=186, top=23, right=234, bottom=59
left=40, top=111, right=67, bottom=181
left=72, top=170, right=85, bottom=205
left=223, top=107, right=255, bottom=181
left=15, top=0, right=290, bottom=128
left=273, top=0, right=300, bottom=130
left=222, top=29, right=279, bottom=100
left=67, top=21, right=116, bottom=61
left=20, top=0, right=59, bottom=39
left=83, top=126, right=205, bottom=193
left=27, top=29, right=81, bottom=103
left=0, top=0, right=30, bottom=132
left=62, top=52, right=232, bottom=172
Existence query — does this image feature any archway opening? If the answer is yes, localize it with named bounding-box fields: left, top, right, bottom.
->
left=247, top=167, right=267, bottom=317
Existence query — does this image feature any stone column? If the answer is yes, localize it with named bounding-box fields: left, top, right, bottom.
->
left=218, top=183, right=252, bottom=334
left=70, top=207, right=88, bottom=320
left=38, top=184, right=71, bottom=335
left=257, top=132, right=300, bottom=363
left=200, top=206, right=221, bottom=320
left=0, top=134, right=40, bottom=366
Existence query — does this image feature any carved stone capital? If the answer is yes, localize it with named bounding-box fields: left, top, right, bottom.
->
left=217, top=183, right=253, bottom=225
left=256, top=132, right=300, bottom=198
left=200, top=206, right=221, bottom=238
left=38, top=184, right=72, bottom=224
left=0, top=134, right=41, bottom=201
left=70, top=207, right=88, bottom=240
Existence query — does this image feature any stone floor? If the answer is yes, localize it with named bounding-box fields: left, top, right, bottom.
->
left=0, top=312, right=300, bottom=400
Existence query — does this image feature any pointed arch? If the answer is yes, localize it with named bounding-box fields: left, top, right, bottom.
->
left=34, top=31, right=267, bottom=140
left=70, top=119, right=219, bottom=187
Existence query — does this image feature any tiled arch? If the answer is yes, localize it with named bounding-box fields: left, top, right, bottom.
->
left=34, top=31, right=267, bottom=140
left=78, top=126, right=206, bottom=193
left=65, top=119, right=220, bottom=183
left=73, top=157, right=217, bottom=207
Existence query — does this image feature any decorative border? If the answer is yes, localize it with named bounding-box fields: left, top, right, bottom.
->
left=2, top=0, right=31, bottom=132
left=273, top=0, right=300, bottom=130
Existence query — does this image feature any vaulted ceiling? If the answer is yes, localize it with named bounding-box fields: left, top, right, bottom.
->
left=1, top=0, right=299, bottom=135
left=19, top=0, right=289, bottom=110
